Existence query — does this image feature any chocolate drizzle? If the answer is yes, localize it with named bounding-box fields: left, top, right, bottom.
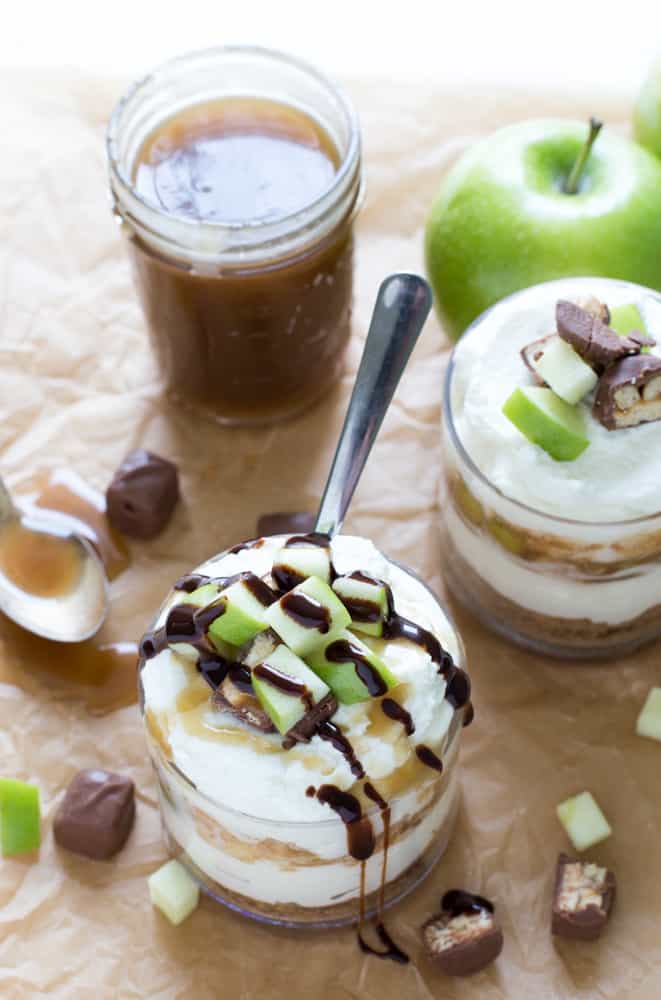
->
left=325, top=638, right=388, bottom=697
left=229, top=538, right=264, bottom=554
left=316, top=785, right=375, bottom=860
left=253, top=662, right=312, bottom=708
left=318, top=721, right=365, bottom=779
left=441, top=889, right=494, bottom=918
left=284, top=532, right=331, bottom=549
left=383, top=611, right=455, bottom=681
left=173, top=572, right=211, bottom=593
left=381, top=697, right=415, bottom=735
left=444, top=666, right=471, bottom=710
left=280, top=592, right=331, bottom=632
left=358, top=922, right=409, bottom=965
left=415, top=744, right=443, bottom=772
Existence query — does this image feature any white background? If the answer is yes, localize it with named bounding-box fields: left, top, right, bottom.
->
left=2, top=0, right=660, bottom=97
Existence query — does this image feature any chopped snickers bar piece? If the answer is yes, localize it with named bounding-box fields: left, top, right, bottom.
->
left=556, top=300, right=654, bottom=373
left=256, top=512, right=316, bottom=537
left=422, top=889, right=503, bottom=976
left=576, top=296, right=610, bottom=325
left=594, top=353, right=661, bottom=430
left=552, top=853, right=616, bottom=941
left=212, top=669, right=275, bottom=733
left=53, top=769, right=135, bottom=860
left=281, top=692, right=338, bottom=749
left=520, top=334, right=555, bottom=382
left=106, top=449, right=179, bottom=539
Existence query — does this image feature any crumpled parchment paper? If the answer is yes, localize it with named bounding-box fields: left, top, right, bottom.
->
left=1, top=69, right=658, bottom=999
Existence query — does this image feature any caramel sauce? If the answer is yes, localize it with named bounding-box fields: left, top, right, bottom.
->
left=135, top=98, right=339, bottom=224
left=127, top=98, right=354, bottom=424
left=0, top=615, right=138, bottom=716
left=34, top=469, right=129, bottom=580
left=0, top=519, right=84, bottom=598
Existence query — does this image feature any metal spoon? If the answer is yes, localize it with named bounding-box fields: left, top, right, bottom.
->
left=316, top=273, right=432, bottom=536
left=0, top=477, right=108, bottom=642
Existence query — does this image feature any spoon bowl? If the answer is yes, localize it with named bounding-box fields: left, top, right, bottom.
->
left=0, top=482, right=108, bottom=642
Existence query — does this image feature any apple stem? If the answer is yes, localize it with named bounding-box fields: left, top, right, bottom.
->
left=564, top=117, right=603, bottom=195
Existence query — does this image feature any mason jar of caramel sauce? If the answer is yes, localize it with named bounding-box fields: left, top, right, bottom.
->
left=107, top=47, right=362, bottom=426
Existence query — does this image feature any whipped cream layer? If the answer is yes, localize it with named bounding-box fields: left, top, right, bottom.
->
left=450, top=277, right=661, bottom=524
left=141, top=534, right=463, bottom=908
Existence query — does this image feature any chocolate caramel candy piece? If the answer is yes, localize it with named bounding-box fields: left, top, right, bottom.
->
left=281, top=692, right=338, bottom=749
left=256, top=512, right=316, bottom=537
left=575, top=295, right=610, bottom=325
left=552, top=853, right=616, bottom=941
left=212, top=667, right=275, bottom=733
left=593, top=353, right=661, bottom=430
left=106, top=449, right=179, bottom=539
left=53, top=769, right=135, bottom=860
left=556, top=300, right=654, bottom=373
left=520, top=334, right=555, bottom=383
left=422, top=890, right=503, bottom=976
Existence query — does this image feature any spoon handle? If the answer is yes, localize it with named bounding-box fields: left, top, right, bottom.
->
left=315, top=273, right=432, bottom=536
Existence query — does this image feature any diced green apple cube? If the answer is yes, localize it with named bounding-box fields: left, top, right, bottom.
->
left=148, top=859, right=199, bottom=925
left=530, top=335, right=598, bottom=405
left=264, top=576, right=351, bottom=657
left=609, top=303, right=646, bottom=336
left=636, top=687, right=661, bottom=742
left=0, top=778, right=41, bottom=856
left=206, top=578, right=269, bottom=647
left=273, top=546, right=331, bottom=585
left=332, top=575, right=389, bottom=637
left=556, top=791, right=612, bottom=852
left=306, top=630, right=399, bottom=704
left=503, top=387, right=589, bottom=461
left=252, top=644, right=331, bottom=735
left=186, top=583, right=222, bottom=607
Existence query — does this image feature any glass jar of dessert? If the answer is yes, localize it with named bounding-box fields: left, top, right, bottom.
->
left=441, top=276, right=661, bottom=659
left=138, top=531, right=470, bottom=928
left=107, top=47, right=361, bottom=426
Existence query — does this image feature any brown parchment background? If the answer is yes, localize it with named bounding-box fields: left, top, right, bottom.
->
left=0, top=70, right=659, bottom=1000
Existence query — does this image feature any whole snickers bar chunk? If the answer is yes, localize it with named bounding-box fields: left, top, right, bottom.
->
left=53, top=769, right=135, bottom=860
left=422, top=889, right=503, bottom=976
left=556, top=300, right=654, bottom=373
left=106, top=449, right=179, bottom=539
left=552, top=853, right=616, bottom=941
left=594, top=353, right=661, bottom=430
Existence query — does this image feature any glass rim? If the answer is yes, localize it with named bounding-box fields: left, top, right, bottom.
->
left=106, top=44, right=362, bottom=244
left=139, top=534, right=466, bottom=827
left=442, top=276, right=661, bottom=528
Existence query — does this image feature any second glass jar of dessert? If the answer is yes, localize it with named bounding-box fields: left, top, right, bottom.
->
left=441, top=277, right=661, bottom=660
left=107, top=47, right=362, bottom=425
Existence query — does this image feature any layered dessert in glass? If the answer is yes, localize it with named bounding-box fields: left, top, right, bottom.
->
left=441, top=276, right=661, bottom=659
left=138, top=531, right=470, bottom=927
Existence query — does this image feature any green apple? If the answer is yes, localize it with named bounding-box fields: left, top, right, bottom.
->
left=503, top=387, right=589, bottom=461
left=530, top=335, right=597, bottom=405
left=0, top=778, right=41, bottom=855
left=608, top=303, right=646, bottom=336
left=252, top=645, right=330, bottom=735
left=634, top=60, right=661, bottom=160
left=264, top=576, right=351, bottom=657
left=148, top=859, right=199, bottom=925
left=332, top=574, right=390, bottom=637
left=425, top=118, right=661, bottom=341
left=306, top=630, right=399, bottom=704
left=206, top=577, right=269, bottom=647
